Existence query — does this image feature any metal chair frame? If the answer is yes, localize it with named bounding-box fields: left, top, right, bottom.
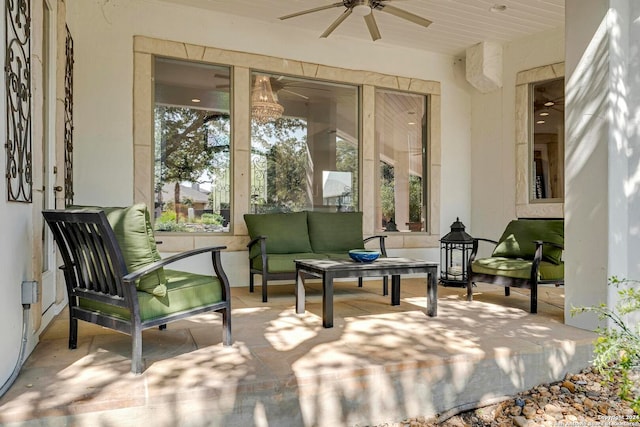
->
left=43, top=209, right=232, bottom=374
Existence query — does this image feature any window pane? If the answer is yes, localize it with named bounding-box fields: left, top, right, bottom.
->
left=153, top=58, right=231, bottom=232
left=375, top=90, right=427, bottom=233
left=531, top=78, right=564, bottom=201
left=250, top=72, right=358, bottom=213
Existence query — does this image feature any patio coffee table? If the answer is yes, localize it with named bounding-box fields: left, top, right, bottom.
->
left=295, top=257, right=438, bottom=328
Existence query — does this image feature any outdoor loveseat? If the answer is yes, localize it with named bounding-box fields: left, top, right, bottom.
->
left=467, top=218, right=564, bottom=313
left=244, top=211, right=387, bottom=302
left=43, top=204, right=232, bottom=374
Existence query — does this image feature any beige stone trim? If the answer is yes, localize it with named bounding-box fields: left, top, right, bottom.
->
left=133, top=36, right=441, bottom=250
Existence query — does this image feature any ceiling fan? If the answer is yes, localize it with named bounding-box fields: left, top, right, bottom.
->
left=279, top=0, right=432, bottom=41
left=534, top=91, right=564, bottom=114
left=271, top=79, right=310, bottom=101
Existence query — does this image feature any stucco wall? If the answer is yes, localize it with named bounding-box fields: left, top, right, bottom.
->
left=469, top=28, right=565, bottom=243
left=0, top=1, right=56, bottom=389
left=66, top=0, right=472, bottom=216
left=0, top=193, right=32, bottom=386
left=0, top=154, right=33, bottom=383
left=565, top=0, right=640, bottom=329
left=627, top=2, right=640, bottom=285
left=64, top=0, right=473, bottom=284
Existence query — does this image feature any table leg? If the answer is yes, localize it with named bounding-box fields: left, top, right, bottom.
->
left=295, top=268, right=305, bottom=314
left=322, top=272, right=334, bottom=328
left=427, top=268, right=437, bottom=317
left=391, top=275, right=401, bottom=305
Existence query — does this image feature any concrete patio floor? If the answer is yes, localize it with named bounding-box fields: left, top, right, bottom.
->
left=0, top=279, right=596, bottom=427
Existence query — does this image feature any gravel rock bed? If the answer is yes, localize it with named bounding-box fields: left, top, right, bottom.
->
left=372, top=366, right=639, bottom=427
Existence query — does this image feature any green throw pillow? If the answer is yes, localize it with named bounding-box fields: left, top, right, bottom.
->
left=491, top=219, right=564, bottom=265
left=307, top=211, right=364, bottom=253
left=69, top=204, right=167, bottom=297
left=244, top=212, right=313, bottom=257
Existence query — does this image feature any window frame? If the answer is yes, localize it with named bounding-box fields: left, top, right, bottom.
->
left=133, top=36, right=441, bottom=251
left=248, top=70, right=361, bottom=214
left=515, top=62, right=565, bottom=219
left=152, top=57, right=233, bottom=234
left=374, top=88, right=429, bottom=233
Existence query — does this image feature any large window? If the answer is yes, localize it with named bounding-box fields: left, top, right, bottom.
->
left=515, top=62, right=564, bottom=218
left=135, top=37, right=441, bottom=243
left=250, top=72, right=359, bottom=213
left=530, top=77, right=564, bottom=201
left=375, top=90, right=427, bottom=232
left=153, top=58, right=231, bottom=232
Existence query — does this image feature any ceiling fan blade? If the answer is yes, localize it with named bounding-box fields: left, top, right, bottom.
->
left=378, top=4, right=432, bottom=28
left=279, top=2, right=344, bottom=20
left=280, top=88, right=310, bottom=100
left=320, top=9, right=353, bottom=38
left=364, top=13, right=381, bottom=41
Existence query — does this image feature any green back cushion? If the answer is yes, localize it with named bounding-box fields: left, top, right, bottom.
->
left=307, top=211, right=364, bottom=253
left=70, top=204, right=167, bottom=297
left=244, top=212, right=312, bottom=257
left=104, top=205, right=167, bottom=296
left=492, top=219, right=564, bottom=264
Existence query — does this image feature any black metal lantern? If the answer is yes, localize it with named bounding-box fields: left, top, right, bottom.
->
left=440, top=218, right=474, bottom=287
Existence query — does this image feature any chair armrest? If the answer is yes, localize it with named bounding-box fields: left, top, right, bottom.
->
left=247, top=235, right=266, bottom=249
left=363, top=235, right=388, bottom=257
left=246, top=236, right=267, bottom=260
left=469, top=238, right=499, bottom=264
left=475, top=238, right=499, bottom=246
left=533, top=240, right=564, bottom=250
left=532, top=240, right=564, bottom=267
left=123, top=245, right=227, bottom=282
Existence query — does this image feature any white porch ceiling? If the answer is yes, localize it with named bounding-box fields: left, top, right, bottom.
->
left=157, top=0, right=564, bottom=56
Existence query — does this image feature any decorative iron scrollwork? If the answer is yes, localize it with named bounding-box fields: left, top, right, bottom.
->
left=64, top=25, right=74, bottom=207
left=250, top=153, right=267, bottom=213
left=5, top=0, right=32, bottom=203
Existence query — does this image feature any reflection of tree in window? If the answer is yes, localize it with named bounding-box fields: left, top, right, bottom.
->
left=378, top=164, right=422, bottom=231
left=375, top=89, right=427, bottom=232
left=380, top=162, right=395, bottom=227
left=249, top=73, right=359, bottom=214
left=409, top=175, right=422, bottom=224
left=154, top=106, right=230, bottom=230
left=336, top=138, right=358, bottom=208
left=251, top=118, right=310, bottom=213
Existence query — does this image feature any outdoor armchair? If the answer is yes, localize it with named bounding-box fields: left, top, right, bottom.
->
left=43, top=204, right=232, bottom=374
left=467, top=218, right=564, bottom=313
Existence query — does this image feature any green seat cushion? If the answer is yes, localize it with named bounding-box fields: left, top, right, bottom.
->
left=251, top=252, right=326, bottom=273
left=70, top=204, right=167, bottom=297
left=472, top=257, right=564, bottom=281
left=307, top=211, right=365, bottom=253
left=78, top=269, right=223, bottom=322
left=491, top=219, right=564, bottom=265
left=244, top=212, right=312, bottom=258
